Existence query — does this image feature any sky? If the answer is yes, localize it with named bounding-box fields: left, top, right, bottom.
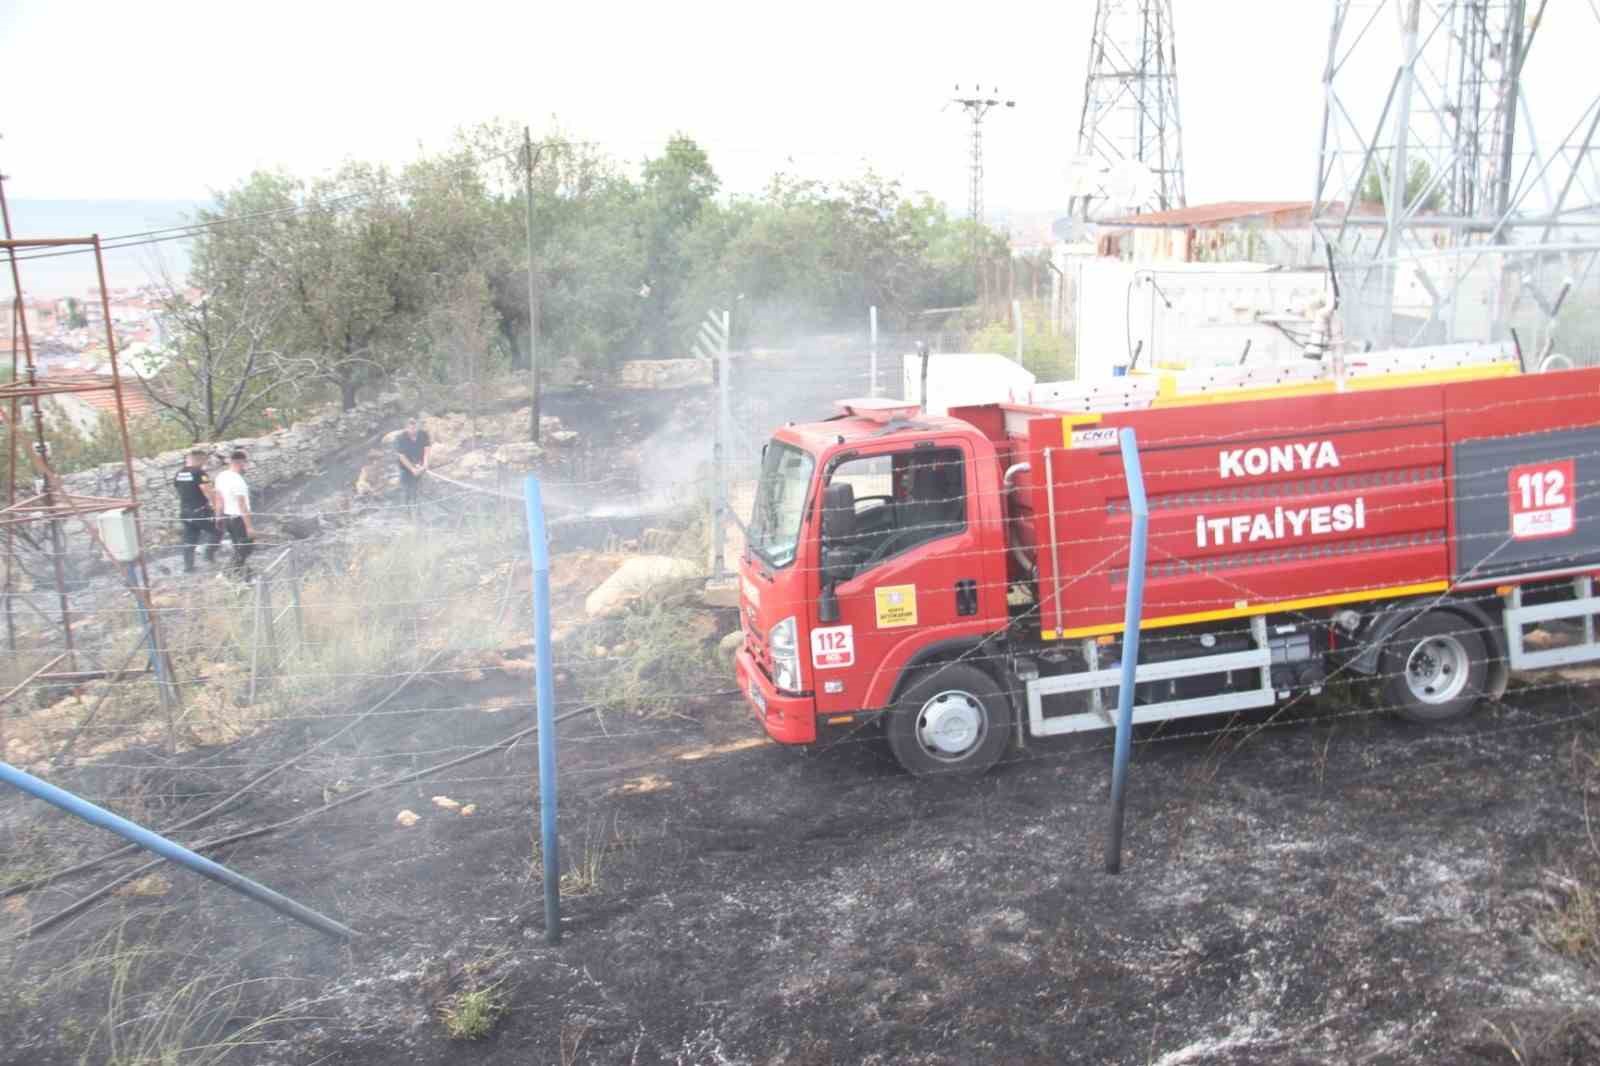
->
left=1, top=1, right=1596, bottom=214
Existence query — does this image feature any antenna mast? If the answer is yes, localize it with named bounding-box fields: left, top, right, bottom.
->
left=1067, top=0, right=1187, bottom=221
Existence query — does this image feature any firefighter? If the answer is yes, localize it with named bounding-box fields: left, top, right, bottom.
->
left=172, top=447, right=220, bottom=573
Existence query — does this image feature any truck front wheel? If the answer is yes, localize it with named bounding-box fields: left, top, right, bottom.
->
left=1379, top=610, right=1489, bottom=723
left=886, top=663, right=1012, bottom=777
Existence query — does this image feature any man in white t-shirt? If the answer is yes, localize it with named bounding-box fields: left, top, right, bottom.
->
left=213, top=449, right=255, bottom=580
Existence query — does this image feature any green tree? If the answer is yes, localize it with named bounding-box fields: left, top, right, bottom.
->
left=279, top=163, right=426, bottom=410
left=1361, top=157, right=1445, bottom=213
left=637, top=135, right=719, bottom=355
left=140, top=173, right=300, bottom=438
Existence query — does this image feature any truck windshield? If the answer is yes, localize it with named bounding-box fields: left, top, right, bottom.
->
left=748, top=442, right=814, bottom=569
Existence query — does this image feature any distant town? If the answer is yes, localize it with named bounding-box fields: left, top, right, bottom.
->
left=2, top=285, right=184, bottom=373
left=1, top=286, right=185, bottom=430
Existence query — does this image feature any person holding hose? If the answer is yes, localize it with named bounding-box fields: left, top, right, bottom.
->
left=213, top=449, right=256, bottom=582
left=395, top=414, right=432, bottom=509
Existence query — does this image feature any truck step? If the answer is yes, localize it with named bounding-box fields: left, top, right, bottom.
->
left=1505, top=577, right=1600, bottom=671
left=1025, top=617, right=1275, bottom=739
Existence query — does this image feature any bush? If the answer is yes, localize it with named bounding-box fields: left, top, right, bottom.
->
left=968, top=302, right=1074, bottom=380
left=577, top=599, right=720, bottom=718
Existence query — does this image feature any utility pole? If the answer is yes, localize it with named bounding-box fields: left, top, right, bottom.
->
left=950, top=86, right=1015, bottom=289
left=523, top=127, right=543, bottom=445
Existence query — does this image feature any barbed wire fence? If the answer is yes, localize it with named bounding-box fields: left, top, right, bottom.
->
left=4, top=313, right=1600, bottom=1066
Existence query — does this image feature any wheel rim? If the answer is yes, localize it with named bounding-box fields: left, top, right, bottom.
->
left=914, top=689, right=987, bottom=761
left=1404, top=635, right=1470, bottom=705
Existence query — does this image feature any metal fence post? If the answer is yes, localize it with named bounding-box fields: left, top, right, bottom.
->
left=287, top=546, right=304, bottom=652
left=0, top=759, right=354, bottom=939
left=1106, top=427, right=1149, bottom=874
left=869, top=305, right=879, bottom=397
left=712, top=311, right=731, bottom=580
left=259, top=572, right=277, bottom=680
left=523, top=475, right=561, bottom=944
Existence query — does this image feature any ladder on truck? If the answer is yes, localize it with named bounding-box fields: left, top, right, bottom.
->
left=911, top=341, right=1522, bottom=418
left=1025, top=339, right=1522, bottom=415
left=982, top=341, right=1524, bottom=437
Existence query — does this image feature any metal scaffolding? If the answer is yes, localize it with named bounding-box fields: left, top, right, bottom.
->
left=1313, top=0, right=1600, bottom=351
left=0, top=172, right=179, bottom=734
left=1066, top=0, right=1187, bottom=222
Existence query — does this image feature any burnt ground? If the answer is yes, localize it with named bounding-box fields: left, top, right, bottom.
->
left=6, top=377, right=1600, bottom=1064
left=6, top=675, right=1600, bottom=1065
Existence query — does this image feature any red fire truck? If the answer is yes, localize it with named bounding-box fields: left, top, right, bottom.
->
left=733, top=363, right=1600, bottom=775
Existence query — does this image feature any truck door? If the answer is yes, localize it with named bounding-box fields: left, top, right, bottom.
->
left=810, top=441, right=1000, bottom=715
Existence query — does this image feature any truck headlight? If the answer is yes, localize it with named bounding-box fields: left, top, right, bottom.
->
left=769, top=616, right=802, bottom=694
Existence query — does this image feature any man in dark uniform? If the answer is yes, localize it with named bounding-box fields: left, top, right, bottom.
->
left=173, top=447, right=220, bottom=573
left=394, top=415, right=432, bottom=507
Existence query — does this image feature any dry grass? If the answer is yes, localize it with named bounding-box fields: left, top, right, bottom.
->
left=436, top=948, right=511, bottom=1041
left=439, top=984, right=506, bottom=1041
left=578, top=600, right=721, bottom=719
left=3, top=918, right=321, bottom=1066
left=1538, top=870, right=1600, bottom=967
left=1536, top=738, right=1600, bottom=969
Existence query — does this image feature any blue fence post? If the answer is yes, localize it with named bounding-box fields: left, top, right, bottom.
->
left=0, top=761, right=354, bottom=940
left=1106, top=427, right=1149, bottom=874
left=523, top=475, right=561, bottom=944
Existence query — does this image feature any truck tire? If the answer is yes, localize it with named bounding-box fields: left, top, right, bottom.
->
left=886, top=662, right=1011, bottom=777
left=1379, top=610, right=1489, bottom=723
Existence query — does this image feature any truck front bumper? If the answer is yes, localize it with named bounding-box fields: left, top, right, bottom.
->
left=735, top=646, right=816, bottom=745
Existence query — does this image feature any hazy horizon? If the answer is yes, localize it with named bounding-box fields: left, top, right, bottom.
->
left=6, top=198, right=198, bottom=298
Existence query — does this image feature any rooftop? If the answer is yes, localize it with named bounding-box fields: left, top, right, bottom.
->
left=45, top=371, right=162, bottom=419
left=1100, top=200, right=1314, bottom=228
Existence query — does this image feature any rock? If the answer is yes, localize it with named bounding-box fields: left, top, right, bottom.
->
left=702, top=578, right=740, bottom=609
left=431, top=796, right=461, bottom=811
left=280, top=515, right=320, bottom=540
left=451, top=451, right=499, bottom=478
left=617, top=358, right=713, bottom=390
left=354, top=451, right=394, bottom=497
left=547, top=429, right=579, bottom=446
left=584, top=555, right=704, bottom=618
left=719, top=630, right=745, bottom=664
left=395, top=809, right=420, bottom=827
left=459, top=804, right=477, bottom=817
left=495, top=441, right=544, bottom=467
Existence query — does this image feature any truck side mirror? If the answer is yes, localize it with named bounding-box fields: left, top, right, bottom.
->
left=818, top=581, right=840, bottom=623
left=818, top=482, right=856, bottom=624
left=821, top=481, right=856, bottom=541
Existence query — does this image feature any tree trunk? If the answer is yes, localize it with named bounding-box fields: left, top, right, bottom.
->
left=340, top=377, right=358, bottom=412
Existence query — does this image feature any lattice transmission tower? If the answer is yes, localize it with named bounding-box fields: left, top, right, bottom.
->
left=1066, top=0, right=1186, bottom=222
left=1313, top=0, right=1600, bottom=352
left=951, top=85, right=1015, bottom=232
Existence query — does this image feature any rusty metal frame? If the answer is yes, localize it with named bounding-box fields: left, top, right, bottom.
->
left=0, top=177, right=179, bottom=730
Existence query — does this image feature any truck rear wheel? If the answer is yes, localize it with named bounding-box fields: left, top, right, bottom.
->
left=1379, top=610, right=1489, bottom=723
left=886, top=663, right=1011, bottom=777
